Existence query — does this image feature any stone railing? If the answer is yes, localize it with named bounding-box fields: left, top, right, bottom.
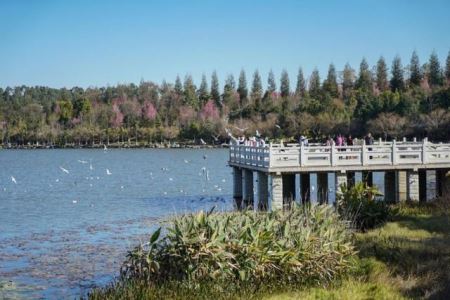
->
left=229, top=139, right=450, bottom=170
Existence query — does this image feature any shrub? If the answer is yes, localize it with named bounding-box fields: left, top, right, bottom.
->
left=120, top=205, right=356, bottom=288
left=337, top=183, right=389, bottom=231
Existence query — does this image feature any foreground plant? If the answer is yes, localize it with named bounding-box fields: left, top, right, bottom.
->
left=120, top=205, right=355, bottom=288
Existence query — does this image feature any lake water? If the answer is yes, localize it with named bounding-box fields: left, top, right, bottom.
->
left=0, top=149, right=233, bottom=299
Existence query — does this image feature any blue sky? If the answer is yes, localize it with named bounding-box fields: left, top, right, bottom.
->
left=1, top=0, right=449, bottom=88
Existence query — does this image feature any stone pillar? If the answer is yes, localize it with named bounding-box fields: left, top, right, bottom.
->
left=282, top=174, right=296, bottom=209
left=426, top=170, right=437, bottom=201
left=233, top=167, right=243, bottom=209
left=354, top=171, right=363, bottom=184
left=384, top=171, right=396, bottom=203
left=257, top=172, right=269, bottom=211
left=310, top=173, right=318, bottom=204
left=242, top=169, right=254, bottom=208
left=407, top=170, right=419, bottom=201
left=335, top=171, right=347, bottom=202
left=395, top=170, right=407, bottom=202
left=300, top=173, right=310, bottom=204
left=270, top=174, right=283, bottom=210
left=317, top=172, right=328, bottom=204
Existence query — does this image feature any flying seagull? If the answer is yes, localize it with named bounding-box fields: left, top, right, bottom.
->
left=233, top=125, right=248, bottom=133
left=106, top=169, right=112, bottom=175
left=11, top=176, right=17, bottom=184
left=59, top=166, right=69, bottom=174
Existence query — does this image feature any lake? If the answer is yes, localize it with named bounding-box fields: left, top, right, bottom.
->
left=0, top=149, right=233, bottom=299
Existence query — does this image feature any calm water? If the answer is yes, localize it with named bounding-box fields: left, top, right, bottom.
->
left=0, top=149, right=233, bottom=299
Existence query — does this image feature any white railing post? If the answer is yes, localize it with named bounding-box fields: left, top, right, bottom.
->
left=392, top=139, right=397, bottom=165
left=422, top=137, right=428, bottom=164
left=331, top=143, right=336, bottom=166
left=361, top=140, right=366, bottom=165
left=300, top=143, right=305, bottom=167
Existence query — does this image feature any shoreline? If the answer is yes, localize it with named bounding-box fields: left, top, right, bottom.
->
left=0, top=143, right=229, bottom=150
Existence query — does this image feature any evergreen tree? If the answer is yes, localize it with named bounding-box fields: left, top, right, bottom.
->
left=174, top=75, right=183, bottom=96
left=376, top=57, right=389, bottom=92
left=428, top=51, right=443, bottom=87
left=446, top=50, right=450, bottom=83
left=237, top=69, right=248, bottom=104
left=295, top=67, right=306, bottom=97
left=323, top=64, right=338, bottom=97
left=309, top=68, right=321, bottom=99
left=356, top=58, right=372, bottom=92
left=197, top=74, right=210, bottom=106
left=210, top=71, right=221, bottom=107
left=267, top=70, right=276, bottom=93
left=280, top=69, right=290, bottom=98
left=183, top=75, right=198, bottom=109
left=223, top=74, right=236, bottom=106
left=390, top=56, right=405, bottom=92
left=251, top=70, right=263, bottom=107
left=409, top=51, right=422, bottom=86
left=342, top=63, right=355, bottom=100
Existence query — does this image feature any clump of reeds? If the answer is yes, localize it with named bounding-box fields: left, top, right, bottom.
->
left=120, top=205, right=356, bottom=288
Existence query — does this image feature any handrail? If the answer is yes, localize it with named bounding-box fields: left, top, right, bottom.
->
left=229, top=140, right=450, bottom=169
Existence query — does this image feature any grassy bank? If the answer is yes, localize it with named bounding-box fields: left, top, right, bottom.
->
left=90, top=201, right=450, bottom=300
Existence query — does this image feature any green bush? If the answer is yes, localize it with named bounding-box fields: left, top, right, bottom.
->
left=120, top=205, right=355, bottom=288
left=337, top=183, right=389, bottom=231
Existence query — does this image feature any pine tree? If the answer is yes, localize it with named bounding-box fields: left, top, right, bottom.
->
left=183, top=75, right=198, bottom=109
left=446, top=50, right=450, bottom=84
left=251, top=70, right=263, bottom=107
left=174, top=75, right=183, bottom=96
left=342, top=63, right=355, bottom=100
left=210, top=71, right=221, bottom=107
left=267, top=70, right=276, bottom=93
left=376, top=57, right=389, bottom=92
left=198, top=74, right=210, bottom=106
left=280, top=69, right=290, bottom=98
left=237, top=69, right=248, bottom=104
left=428, top=51, right=443, bottom=87
left=223, top=74, right=236, bottom=106
left=295, top=67, right=306, bottom=97
left=409, top=51, right=422, bottom=86
left=323, top=64, right=338, bottom=97
left=356, top=58, right=372, bottom=92
left=309, top=68, right=321, bottom=99
left=390, top=56, right=405, bottom=92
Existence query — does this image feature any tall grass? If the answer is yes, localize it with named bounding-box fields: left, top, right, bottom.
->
left=90, top=205, right=356, bottom=299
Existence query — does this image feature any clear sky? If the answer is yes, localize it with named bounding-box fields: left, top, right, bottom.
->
left=1, top=0, right=449, bottom=88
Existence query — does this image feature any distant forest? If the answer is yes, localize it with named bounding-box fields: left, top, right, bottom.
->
left=1, top=50, right=450, bottom=147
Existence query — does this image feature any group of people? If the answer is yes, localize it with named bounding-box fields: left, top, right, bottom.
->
left=228, top=129, right=376, bottom=148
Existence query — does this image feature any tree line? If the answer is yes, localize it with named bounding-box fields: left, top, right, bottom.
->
left=1, top=50, right=450, bottom=147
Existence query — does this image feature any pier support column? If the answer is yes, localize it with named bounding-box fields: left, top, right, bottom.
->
left=384, top=171, right=396, bottom=203
left=282, top=174, right=296, bottom=209
left=270, top=174, right=283, bottom=210
left=317, top=173, right=328, bottom=204
left=257, top=172, right=269, bottom=211
left=426, top=170, right=437, bottom=201
left=233, top=167, right=243, bottom=209
left=300, top=173, right=310, bottom=204
left=242, top=169, right=254, bottom=209
left=407, top=170, right=419, bottom=201
left=395, top=171, right=407, bottom=202
left=335, top=171, right=347, bottom=202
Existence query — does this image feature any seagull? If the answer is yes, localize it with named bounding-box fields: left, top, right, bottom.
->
left=275, top=124, right=281, bottom=129
left=256, top=129, right=261, bottom=137
left=72, top=200, right=77, bottom=204
left=59, top=166, right=69, bottom=174
left=200, top=138, right=207, bottom=145
left=106, top=169, right=112, bottom=175
left=103, top=144, right=108, bottom=151
left=169, top=177, right=173, bottom=181
left=78, top=160, right=88, bottom=164
left=233, top=125, right=248, bottom=133
left=89, top=163, right=93, bottom=170
left=184, top=159, right=189, bottom=163
left=211, top=135, right=220, bottom=142
left=11, top=176, right=17, bottom=184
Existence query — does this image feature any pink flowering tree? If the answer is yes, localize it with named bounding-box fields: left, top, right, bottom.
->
left=111, top=102, right=124, bottom=128
left=200, top=100, right=220, bottom=121
left=142, top=101, right=157, bottom=121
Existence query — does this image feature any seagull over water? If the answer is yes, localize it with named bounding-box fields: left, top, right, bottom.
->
left=11, top=176, right=17, bottom=184
left=106, top=169, right=112, bottom=175
left=78, top=160, right=88, bottom=164
left=59, top=166, right=70, bottom=174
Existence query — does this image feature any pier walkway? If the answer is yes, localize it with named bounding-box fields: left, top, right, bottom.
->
left=228, top=138, right=450, bottom=210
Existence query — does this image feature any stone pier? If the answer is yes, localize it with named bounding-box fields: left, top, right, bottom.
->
left=242, top=169, right=254, bottom=208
